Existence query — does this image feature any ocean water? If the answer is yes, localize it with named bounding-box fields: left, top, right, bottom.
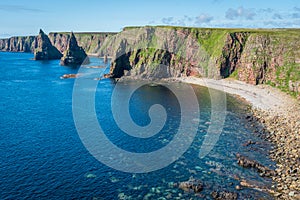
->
left=0, top=52, right=275, bottom=199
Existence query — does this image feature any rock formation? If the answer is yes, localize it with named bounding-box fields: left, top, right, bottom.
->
left=34, top=29, right=62, bottom=60
left=60, top=32, right=90, bottom=66
left=175, top=177, right=203, bottom=193
left=236, top=153, right=275, bottom=177
left=0, top=32, right=116, bottom=55
left=101, top=26, right=299, bottom=97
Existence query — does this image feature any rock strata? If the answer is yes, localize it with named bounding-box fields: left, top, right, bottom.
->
left=34, top=29, right=62, bottom=60
left=60, top=32, right=89, bottom=66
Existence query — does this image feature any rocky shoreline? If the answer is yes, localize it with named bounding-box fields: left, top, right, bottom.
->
left=176, top=77, right=300, bottom=199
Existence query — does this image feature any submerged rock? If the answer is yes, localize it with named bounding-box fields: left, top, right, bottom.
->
left=34, top=29, right=62, bottom=60
left=175, top=177, right=203, bottom=193
left=236, top=153, right=275, bottom=177
left=211, top=191, right=238, bottom=200
left=60, top=32, right=89, bottom=66
left=60, top=74, right=79, bottom=79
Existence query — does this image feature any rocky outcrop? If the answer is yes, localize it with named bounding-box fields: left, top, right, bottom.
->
left=211, top=191, right=238, bottom=200
left=60, top=32, right=89, bottom=66
left=34, top=29, right=62, bottom=60
left=236, top=153, right=275, bottom=177
left=175, top=177, right=203, bottom=193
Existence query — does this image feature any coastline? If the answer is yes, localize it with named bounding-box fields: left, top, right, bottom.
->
left=177, top=77, right=300, bottom=199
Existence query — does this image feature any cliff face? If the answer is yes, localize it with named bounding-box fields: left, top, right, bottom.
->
left=0, top=32, right=117, bottom=55
left=49, top=32, right=117, bottom=55
left=60, top=32, right=89, bottom=66
left=0, top=36, right=35, bottom=52
left=103, top=27, right=299, bottom=96
left=34, top=29, right=62, bottom=60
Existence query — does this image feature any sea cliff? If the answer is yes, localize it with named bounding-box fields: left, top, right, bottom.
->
left=101, top=26, right=300, bottom=97
left=0, top=32, right=117, bottom=55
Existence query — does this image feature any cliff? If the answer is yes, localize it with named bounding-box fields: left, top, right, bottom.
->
left=34, top=29, right=62, bottom=60
left=0, top=36, right=35, bottom=52
left=49, top=32, right=117, bottom=55
left=60, top=32, right=89, bottom=66
left=0, top=32, right=117, bottom=55
left=101, top=26, right=300, bottom=97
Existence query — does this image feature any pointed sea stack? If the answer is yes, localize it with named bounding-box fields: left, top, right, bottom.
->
left=60, top=32, right=90, bottom=66
left=34, top=29, right=62, bottom=60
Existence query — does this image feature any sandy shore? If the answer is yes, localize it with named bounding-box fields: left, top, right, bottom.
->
left=177, top=77, right=300, bottom=199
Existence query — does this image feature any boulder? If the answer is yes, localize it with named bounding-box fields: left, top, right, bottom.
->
left=236, top=153, right=275, bottom=177
left=175, top=177, right=203, bottom=193
left=60, top=32, right=89, bottom=66
left=211, top=191, right=238, bottom=200
left=34, top=29, right=62, bottom=60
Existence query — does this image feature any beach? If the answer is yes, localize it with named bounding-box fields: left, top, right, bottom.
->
left=178, top=77, right=300, bottom=199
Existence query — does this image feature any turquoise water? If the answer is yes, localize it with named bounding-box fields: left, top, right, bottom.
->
left=0, top=52, right=275, bottom=199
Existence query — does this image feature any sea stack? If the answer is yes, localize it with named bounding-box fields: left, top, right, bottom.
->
left=34, top=29, right=62, bottom=60
left=60, top=32, right=89, bottom=66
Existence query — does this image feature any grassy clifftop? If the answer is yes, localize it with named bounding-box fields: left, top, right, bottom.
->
left=106, top=26, right=299, bottom=97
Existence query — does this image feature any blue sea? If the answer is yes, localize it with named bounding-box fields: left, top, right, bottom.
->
left=0, top=52, right=275, bottom=199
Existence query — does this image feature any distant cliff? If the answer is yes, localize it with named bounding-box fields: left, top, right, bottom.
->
left=48, top=32, right=117, bottom=54
left=0, top=36, right=35, bottom=52
left=0, top=32, right=117, bottom=55
left=101, top=26, right=300, bottom=97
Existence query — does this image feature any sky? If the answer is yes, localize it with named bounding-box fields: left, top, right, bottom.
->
left=0, top=0, right=300, bottom=38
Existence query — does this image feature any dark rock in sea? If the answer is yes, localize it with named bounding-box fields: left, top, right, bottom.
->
left=175, top=177, right=203, bottom=193
left=34, top=29, right=63, bottom=60
left=60, top=74, right=79, bottom=79
left=60, top=32, right=90, bottom=66
left=236, top=153, right=275, bottom=177
left=211, top=191, right=238, bottom=200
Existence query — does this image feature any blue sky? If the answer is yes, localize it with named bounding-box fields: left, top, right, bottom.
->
left=0, top=0, right=300, bottom=37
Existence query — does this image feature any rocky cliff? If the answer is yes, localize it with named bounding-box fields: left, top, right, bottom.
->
left=34, top=29, right=62, bottom=60
left=60, top=32, right=89, bottom=66
left=0, top=36, right=35, bottom=52
left=49, top=32, right=117, bottom=55
left=101, top=26, right=300, bottom=97
left=0, top=32, right=117, bottom=55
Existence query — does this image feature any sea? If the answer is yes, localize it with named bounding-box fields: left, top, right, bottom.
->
left=0, top=52, right=275, bottom=199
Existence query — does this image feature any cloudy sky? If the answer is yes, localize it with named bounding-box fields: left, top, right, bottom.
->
left=0, top=0, right=300, bottom=37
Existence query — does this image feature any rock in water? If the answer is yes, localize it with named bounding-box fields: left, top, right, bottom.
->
left=60, top=32, right=89, bottom=66
left=175, top=177, right=203, bottom=193
left=211, top=191, right=238, bottom=200
left=34, top=29, right=62, bottom=60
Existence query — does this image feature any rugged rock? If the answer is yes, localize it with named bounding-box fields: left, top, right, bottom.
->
left=34, top=29, right=62, bottom=60
left=60, top=32, right=89, bottom=66
left=175, top=177, right=203, bottom=193
left=211, top=191, right=238, bottom=200
left=236, top=153, right=275, bottom=177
